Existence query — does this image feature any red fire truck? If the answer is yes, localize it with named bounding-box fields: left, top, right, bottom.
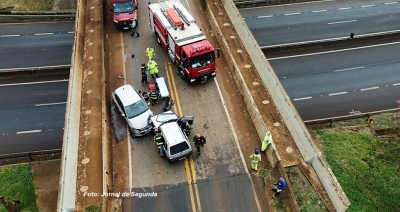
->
left=148, top=1, right=220, bottom=83
left=111, top=0, right=137, bottom=30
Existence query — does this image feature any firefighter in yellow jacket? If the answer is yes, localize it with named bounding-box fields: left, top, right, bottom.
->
left=146, top=47, right=155, bottom=60
left=147, top=60, right=160, bottom=80
left=249, top=148, right=261, bottom=171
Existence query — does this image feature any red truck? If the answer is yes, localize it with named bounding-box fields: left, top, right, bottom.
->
left=111, top=0, right=137, bottom=30
left=148, top=1, right=220, bottom=83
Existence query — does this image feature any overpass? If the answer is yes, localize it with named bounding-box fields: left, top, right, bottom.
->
left=57, top=0, right=349, bottom=211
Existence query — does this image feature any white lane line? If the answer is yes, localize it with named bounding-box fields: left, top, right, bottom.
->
left=0, top=79, right=68, bottom=87
left=329, top=91, right=347, bottom=96
left=333, top=66, right=364, bottom=72
left=34, top=33, right=54, bottom=36
left=68, top=31, right=74, bottom=33
left=361, top=87, right=379, bottom=91
left=328, top=20, right=357, bottom=25
left=338, top=7, right=351, bottom=10
left=285, top=12, right=301, bottom=16
left=393, top=83, right=400, bottom=86
left=385, top=2, right=397, bottom=5
left=0, top=34, right=20, bottom=37
left=257, top=15, right=273, bottom=18
left=268, top=41, right=400, bottom=60
left=362, top=4, right=375, bottom=8
left=35, top=102, right=66, bottom=107
left=312, top=10, right=327, bottom=13
left=293, top=97, right=312, bottom=101
left=17, top=130, right=42, bottom=134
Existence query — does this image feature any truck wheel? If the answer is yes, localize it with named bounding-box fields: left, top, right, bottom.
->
left=179, top=70, right=187, bottom=80
left=157, top=35, right=161, bottom=46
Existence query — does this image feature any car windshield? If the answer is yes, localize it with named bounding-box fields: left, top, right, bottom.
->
left=156, top=112, right=178, bottom=123
left=170, top=142, right=189, bottom=155
left=125, top=100, right=148, bottom=119
left=190, top=52, right=215, bottom=69
left=113, top=1, right=133, bottom=13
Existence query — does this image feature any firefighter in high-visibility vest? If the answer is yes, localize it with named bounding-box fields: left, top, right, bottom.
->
left=249, top=148, right=261, bottom=171
left=146, top=47, right=155, bottom=60
left=154, top=129, right=164, bottom=156
left=147, top=60, right=159, bottom=80
left=261, top=131, right=273, bottom=151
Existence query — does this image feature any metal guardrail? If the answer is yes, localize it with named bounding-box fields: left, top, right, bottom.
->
left=0, top=149, right=62, bottom=165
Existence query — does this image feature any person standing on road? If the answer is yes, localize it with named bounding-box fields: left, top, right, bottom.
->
left=147, top=60, right=159, bottom=80
left=130, top=18, right=140, bottom=37
left=141, top=62, right=149, bottom=85
left=261, top=131, right=273, bottom=152
left=154, top=129, right=164, bottom=156
left=249, top=148, right=261, bottom=171
left=149, top=89, right=159, bottom=105
left=146, top=47, right=155, bottom=60
left=272, top=176, right=287, bottom=195
left=193, top=133, right=206, bottom=158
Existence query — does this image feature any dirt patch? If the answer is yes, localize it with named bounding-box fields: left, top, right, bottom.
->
left=31, top=160, right=61, bottom=212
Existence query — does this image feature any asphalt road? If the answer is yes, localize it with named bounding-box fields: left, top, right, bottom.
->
left=111, top=0, right=262, bottom=211
left=0, top=22, right=74, bottom=69
left=0, top=75, right=68, bottom=154
left=268, top=42, right=400, bottom=120
left=240, top=0, right=400, bottom=47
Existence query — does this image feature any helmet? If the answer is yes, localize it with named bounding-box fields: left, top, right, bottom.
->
left=154, top=128, right=159, bottom=133
left=141, top=63, right=145, bottom=67
left=266, top=131, right=271, bottom=135
left=255, top=148, right=259, bottom=154
left=196, top=133, right=201, bottom=138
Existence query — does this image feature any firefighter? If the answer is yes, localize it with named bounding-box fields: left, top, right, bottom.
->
left=261, top=131, right=273, bottom=152
left=140, top=63, right=149, bottom=85
left=249, top=148, right=261, bottom=171
left=154, top=129, right=164, bottom=156
left=193, top=133, right=206, bottom=158
left=146, top=47, right=155, bottom=60
left=149, top=89, right=159, bottom=105
left=147, top=60, right=160, bottom=80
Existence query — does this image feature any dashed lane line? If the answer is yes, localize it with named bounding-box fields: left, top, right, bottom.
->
left=35, top=102, right=66, bottom=107
left=17, top=130, right=42, bottom=134
left=328, top=20, right=357, bottom=25
left=333, top=66, right=364, bottom=72
left=329, top=91, right=348, bottom=96
left=285, top=12, right=301, bottom=16
left=360, top=86, right=379, bottom=91
left=0, top=34, right=20, bottom=37
left=293, top=97, right=312, bottom=101
left=312, top=10, right=327, bottom=13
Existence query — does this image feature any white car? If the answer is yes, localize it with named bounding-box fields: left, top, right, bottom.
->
left=112, top=84, right=154, bottom=137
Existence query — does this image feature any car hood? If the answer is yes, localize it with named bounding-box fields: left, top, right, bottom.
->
left=128, top=110, right=153, bottom=129
left=114, top=12, right=134, bottom=21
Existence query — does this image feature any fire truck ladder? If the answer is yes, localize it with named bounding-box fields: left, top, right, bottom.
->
left=160, top=8, right=178, bottom=30
left=173, top=5, right=190, bottom=26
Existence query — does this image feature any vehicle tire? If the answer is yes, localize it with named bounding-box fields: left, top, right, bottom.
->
left=157, top=35, right=161, bottom=46
left=179, top=69, right=187, bottom=80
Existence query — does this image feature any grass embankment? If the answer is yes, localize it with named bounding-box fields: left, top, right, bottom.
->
left=0, top=0, right=54, bottom=11
left=0, top=164, right=38, bottom=212
left=318, top=129, right=400, bottom=212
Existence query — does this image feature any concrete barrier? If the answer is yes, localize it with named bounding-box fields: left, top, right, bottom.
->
left=207, top=0, right=350, bottom=211
left=57, top=3, right=84, bottom=212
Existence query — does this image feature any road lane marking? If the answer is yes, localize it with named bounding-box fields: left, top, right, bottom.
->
left=213, top=78, right=262, bottom=212
left=329, top=91, right=347, bottom=96
left=35, top=102, right=66, bottom=107
left=338, top=7, right=351, bottom=10
left=312, top=10, right=327, bottom=13
left=361, top=86, right=379, bottom=91
left=333, top=66, right=364, bottom=72
left=385, top=2, right=397, bottom=5
left=393, top=83, right=400, bottom=86
left=34, top=33, right=54, bottom=36
left=68, top=31, right=74, bottom=33
left=268, top=41, right=400, bottom=60
left=328, top=20, right=357, bottom=25
left=167, top=62, right=200, bottom=212
left=0, top=34, right=20, bottom=37
left=257, top=15, right=273, bottom=18
left=17, top=130, right=42, bottom=134
left=361, top=4, right=375, bottom=8
left=293, top=97, right=312, bottom=101
left=285, top=12, right=301, bottom=16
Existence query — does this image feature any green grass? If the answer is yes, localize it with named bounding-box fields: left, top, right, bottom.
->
left=317, top=130, right=400, bottom=212
left=0, top=164, right=39, bottom=212
left=0, top=0, right=55, bottom=11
